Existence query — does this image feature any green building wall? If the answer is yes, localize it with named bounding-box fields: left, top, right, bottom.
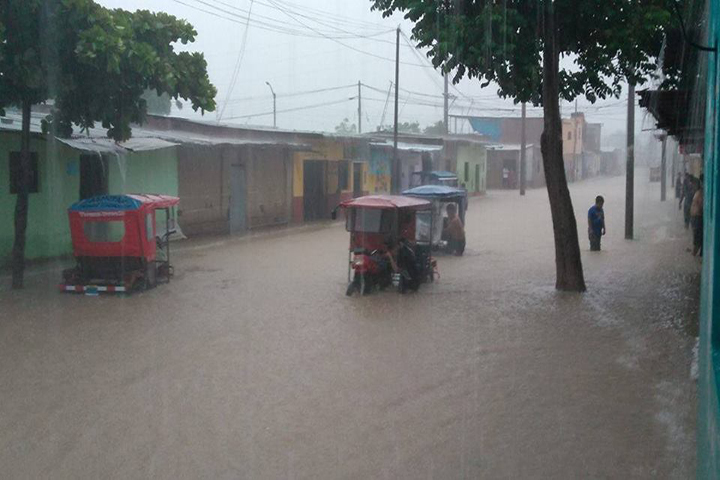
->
left=698, top=3, right=720, bottom=478
left=0, top=132, right=79, bottom=263
left=456, top=143, right=487, bottom=194
left=107, top=147, right=178, bottom=196
left=0, top=130, right=178, bottom=266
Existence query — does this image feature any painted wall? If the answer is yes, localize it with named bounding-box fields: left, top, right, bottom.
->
left=177, top=144, right=230, bottom=236
left=247, top=146, right=292, bottom=228
left=291, top=137, right=356, bottom=222
left=0, top=130, right=179, bottom=265
left=455, top=143, right=487, bottom=194
left=698, top=3, right=720, bottom=477
left=368, top=147, right=392, bottom=194
left=108, top=147, right=178, bottom=196
left=0, top=133, right=79, bottom=264
left=486, top=149, right=520, bottom=189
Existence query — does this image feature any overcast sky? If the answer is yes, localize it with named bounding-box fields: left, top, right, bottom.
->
left=96, top=0, right=658, bottom=141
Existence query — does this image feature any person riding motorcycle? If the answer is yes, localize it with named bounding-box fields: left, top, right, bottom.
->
left=384, top=238, right=421, bottom=292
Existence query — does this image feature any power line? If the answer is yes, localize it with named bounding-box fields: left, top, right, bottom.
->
left=173, top=0, right=390, bottom=40
left=263, top=0, right=433, bottom=68
left=218, top=0, right=254, bottom=121
left=223, top=96, right=355, bottom=120
left=223, top=84, right=358, bottom=105
left=267, top=0, right=391, bottom=31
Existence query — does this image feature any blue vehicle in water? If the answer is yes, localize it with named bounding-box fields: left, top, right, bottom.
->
left=410, top=170, right=461, bottom=188
left=402, top=185, right=467, bottom=250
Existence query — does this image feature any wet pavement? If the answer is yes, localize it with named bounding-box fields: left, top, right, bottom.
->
left=0, top=171, right=700, bottom=479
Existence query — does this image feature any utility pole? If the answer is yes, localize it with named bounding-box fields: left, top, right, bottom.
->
left=520, top=102, right=527, bottom=195
left=573, top=99, right=579, bottom=181
left=265, top=81, right=276, bottom=128
left=357, top=81, right=362, bottom=134
left=625, top=83, right=635, bottom=239
left=392, top=26, right=400, bottom=193
left=443, top=73, right=449, bottom=135
left=660, top=133, right=667, bottom=201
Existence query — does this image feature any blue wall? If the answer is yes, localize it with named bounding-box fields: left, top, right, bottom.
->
left=698, top=3, right=720, bottom=478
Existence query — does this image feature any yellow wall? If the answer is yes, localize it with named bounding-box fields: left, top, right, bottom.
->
left=562, top=118, right=584, bottom=155
left=292, top=138, right=361, bottom=197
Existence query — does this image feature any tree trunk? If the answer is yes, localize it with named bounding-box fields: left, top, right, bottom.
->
left=540, top=1, right=586, bottom=292
left=11, top=100, right=32, bottom=289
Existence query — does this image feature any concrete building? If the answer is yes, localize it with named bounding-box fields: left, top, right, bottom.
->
left=0, top=110, right=179, bottom=265
left=562, top=114, right=603, bottom=181
left=485, top=144, right=542, bottom=190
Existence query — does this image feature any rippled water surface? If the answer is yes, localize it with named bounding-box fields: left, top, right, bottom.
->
left=0, top=171, right=699, bottom=478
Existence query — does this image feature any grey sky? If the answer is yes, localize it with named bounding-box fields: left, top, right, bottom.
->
left=97, top=0, right=656, bottom=140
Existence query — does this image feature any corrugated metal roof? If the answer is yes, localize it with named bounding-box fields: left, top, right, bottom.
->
left=486, top=143, right=535, bottom=150
left=369, top=141, right=443, bottom=153
left=140, top=129, right=310, bottom=149
left=56, top=136, right=178, bottom=153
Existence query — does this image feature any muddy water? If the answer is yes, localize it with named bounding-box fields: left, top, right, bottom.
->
left=0, top=171, right=698, bottom=478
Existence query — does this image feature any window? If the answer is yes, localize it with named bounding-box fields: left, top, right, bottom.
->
left=567, top=132, right=572, bottom=140
left=9, top=152, right=39, bottom=194
left=415, top=211, right=432, bottom=243
left=464, top=162, right=470, bottom=181
left=338, top=161, right=349, bottom=191
left=347, top=209, right=392, bottom=233
left=83, top=220, right=126, bottom=242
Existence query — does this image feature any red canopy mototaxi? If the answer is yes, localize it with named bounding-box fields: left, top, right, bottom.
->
left=63, top=194, right=179, bottom=293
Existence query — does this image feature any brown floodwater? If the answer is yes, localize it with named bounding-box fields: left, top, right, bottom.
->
left=0, top=171, right=699, bottom=478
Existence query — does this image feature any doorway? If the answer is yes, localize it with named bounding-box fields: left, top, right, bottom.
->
left=303, top=160, right=326, bottom=221
left=79, top=154, right=108, bottom=199
left=353, top=162, right=363, bottom=197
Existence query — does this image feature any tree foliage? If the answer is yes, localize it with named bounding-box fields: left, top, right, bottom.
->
left=377, top=121, right=421, bottom=134
left=0, top=0, right=216, bottom=288
left=371, top=0, right=673, bottom=104
left=0, top=0, right=216, bottom=141
left=371, top=0, right=674, bottom=292
left=423, top=120, right=445, bottom=135
left=335, top=117, right=357, bottom=134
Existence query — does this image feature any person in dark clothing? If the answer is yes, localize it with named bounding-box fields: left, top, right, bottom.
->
left=588, top=195, right=606, bottom=251
left=675, top=172, right=683, bottom=199
left=679, top=173, right=696, bottom=229
left=385, top=239, right=421, bottom=291
left=691, top=175, right=704, bottom=256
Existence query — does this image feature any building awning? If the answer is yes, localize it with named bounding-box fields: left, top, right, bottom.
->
left=56, top=136, right=179, bottom=154
left=638, top=89, right=705, bottom=152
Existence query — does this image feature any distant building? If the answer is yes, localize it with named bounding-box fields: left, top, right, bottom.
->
left=463, top=116, right=546, bottom=189
left=485, top=144, right=543, bottom=190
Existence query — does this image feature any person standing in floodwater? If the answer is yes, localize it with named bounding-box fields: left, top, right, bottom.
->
left=588, top=195, right=606, bottom=251
left=443, top=203, right=466, bottom=256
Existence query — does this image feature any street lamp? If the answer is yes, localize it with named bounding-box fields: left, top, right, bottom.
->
left=265, top=81, right=276, bottom=128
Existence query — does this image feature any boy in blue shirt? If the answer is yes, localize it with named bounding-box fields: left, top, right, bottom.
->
left=588, top=195, right=606, bottom=251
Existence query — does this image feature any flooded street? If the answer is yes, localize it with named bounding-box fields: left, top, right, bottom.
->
left=0, top=172, right=699, bottom=479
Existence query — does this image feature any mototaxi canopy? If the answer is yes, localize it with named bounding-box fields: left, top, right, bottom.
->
left=339, top=194, right=431, bottom=211
left=401, top=185, right=466, bottom=199
left=68, top=194, right=179, bottom=260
